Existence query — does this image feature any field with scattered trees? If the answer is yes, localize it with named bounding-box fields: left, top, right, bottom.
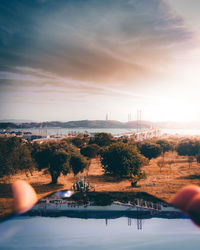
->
left=1, top=133, right=200, bottom=219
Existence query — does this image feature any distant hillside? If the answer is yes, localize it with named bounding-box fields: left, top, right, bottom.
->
left=1, top=119, right=200, bottom=130
left=0, top=120, right=154, bottom=129
left=0, top=119, right=34, bottom=123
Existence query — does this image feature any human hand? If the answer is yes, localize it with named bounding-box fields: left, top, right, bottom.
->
left=171, top=185, right=200, bottom=226
left=11, top=181, right=200, bottom=226
left=12, top=180, right=38, bottom=214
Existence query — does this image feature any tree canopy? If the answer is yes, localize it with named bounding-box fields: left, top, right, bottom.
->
left=80, top=144, right=100, bottom=159
left=89, top=133, right=113, bottom=147
left=70, top=153, right=89, bottom=176
left=176, top=139, right=200, bottom=168
left=196, top=154, right=200, bottom=164
left=32, top=142, right=71, bottom=184
left=156, top=139, right=173, bottom=154
left=176, top=140, right=200, bottom=157
left=139, top=142, right=162, bottom=160
left=71, top=137, right=86, bottom=148
left=0, top=137, right=34, bottom=177
left=100, top=142, right=145, bottom=177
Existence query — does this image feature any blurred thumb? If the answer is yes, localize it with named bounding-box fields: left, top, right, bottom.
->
left=12, top=180, right=38, bottom=214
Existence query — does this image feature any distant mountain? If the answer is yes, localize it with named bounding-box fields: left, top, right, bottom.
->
left=0, top=119, right=35, bottom=123
left=2, top=119, right=199, bottom=130
left=0, top=120, right=154, bottom=129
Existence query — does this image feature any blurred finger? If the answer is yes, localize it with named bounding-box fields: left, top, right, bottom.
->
left=12, top=180, right=38, bottom=214
left=187, top=194, right=200, bottom=226
left=170, top=185, right=200, bottom=212
left=171, top=185, right=200, bottom=226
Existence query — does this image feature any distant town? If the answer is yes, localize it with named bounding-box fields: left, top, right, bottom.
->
left=0, top=120, right=161, bottom=143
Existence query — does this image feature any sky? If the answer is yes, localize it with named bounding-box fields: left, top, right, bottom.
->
left=1, top=0, right=200, bottom=122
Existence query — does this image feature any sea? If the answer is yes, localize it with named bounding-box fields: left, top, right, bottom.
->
left=4, top=127, right=200, bottom=136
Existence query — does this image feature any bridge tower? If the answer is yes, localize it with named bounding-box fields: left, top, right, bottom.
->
left=137, top=110, right=142, bottom=132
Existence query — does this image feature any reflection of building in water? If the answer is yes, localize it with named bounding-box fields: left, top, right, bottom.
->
left=35, top=197, right=166, bottom=212
left=105, top=218, right=108, bottom=226
left=137, top=218, right=142, bottom=230
left=29, top=196, right=185, bottom=231
left=34, top=197, right=180, bottom=216
left=104, top=217, right=143, bottom=230
left=128, top=217, right=131, bottom=226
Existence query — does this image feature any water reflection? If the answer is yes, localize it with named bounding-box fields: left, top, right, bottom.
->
left=27, top=191, right=186, bottom=231
left=0, top=191, right=200, bottom=249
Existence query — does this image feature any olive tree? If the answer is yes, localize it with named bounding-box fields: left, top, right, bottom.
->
left=0, top=137, right=34, bottom=177
left=139, top=142, right=162, bottom=161
left=100, top=142, right=146, bottom=177
left=176, top=140, right=200, bottom=168
left=89, top=133, right=113, bottom=147
left=155, top=139, right=173, bottom=170
left=80, top=144, right=100, bottom=158
left=156, top=140, right=173, bottom=156
left=70, top=153, right=89, bottom=177
left=71, top=137, right=85, bottom=148
left=32, top=142, right=71, bottom=184
left=80, top=144, right=100, bottom=176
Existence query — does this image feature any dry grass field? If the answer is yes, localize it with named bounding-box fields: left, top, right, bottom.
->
left=1, top=151, right=200, bottom=219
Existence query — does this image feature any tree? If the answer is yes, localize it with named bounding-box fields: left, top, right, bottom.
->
left=196, top=154, right=200, bottom=164
left=71, top=137, right=85, bottom=148
left=155, top=139, right=173, bottom=170
left=80, top=144, right=100, bottom=159
left=176, top=140, right=200, bottom=168
left=139, top=142, right=162, bottom=160
left=0, top=137, right=34, bottom=177
left=89, top=133, right=113, bottom=147
left=156, top=140, right=172, bottom=155
left=176, top=140, right=199, bottom=157
left=32, top=142, right=70, bottom=184
left=80, top=144, right=100, bottom=176
left=100, top=142, right=145, bottom=177
left=70, top=153, right=89, bottom=176
left=49, top=151, right=70, bottom=184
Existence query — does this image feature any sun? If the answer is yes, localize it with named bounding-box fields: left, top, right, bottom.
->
left=153, top=97, right=196, bottom=122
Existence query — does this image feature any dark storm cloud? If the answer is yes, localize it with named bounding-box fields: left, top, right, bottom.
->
left=0, top=0, right=195, bottom=90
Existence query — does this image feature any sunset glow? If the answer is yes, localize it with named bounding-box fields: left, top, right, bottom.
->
left=1, top=0, right=200, bottom=122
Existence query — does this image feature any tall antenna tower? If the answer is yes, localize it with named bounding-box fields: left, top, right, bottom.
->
left=106, top=113, right=108, bottom=121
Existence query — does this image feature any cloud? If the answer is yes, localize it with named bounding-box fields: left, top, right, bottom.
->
left=1, top=1, right=199, bottom=122
left=0, top=0, right=196, bottom=90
